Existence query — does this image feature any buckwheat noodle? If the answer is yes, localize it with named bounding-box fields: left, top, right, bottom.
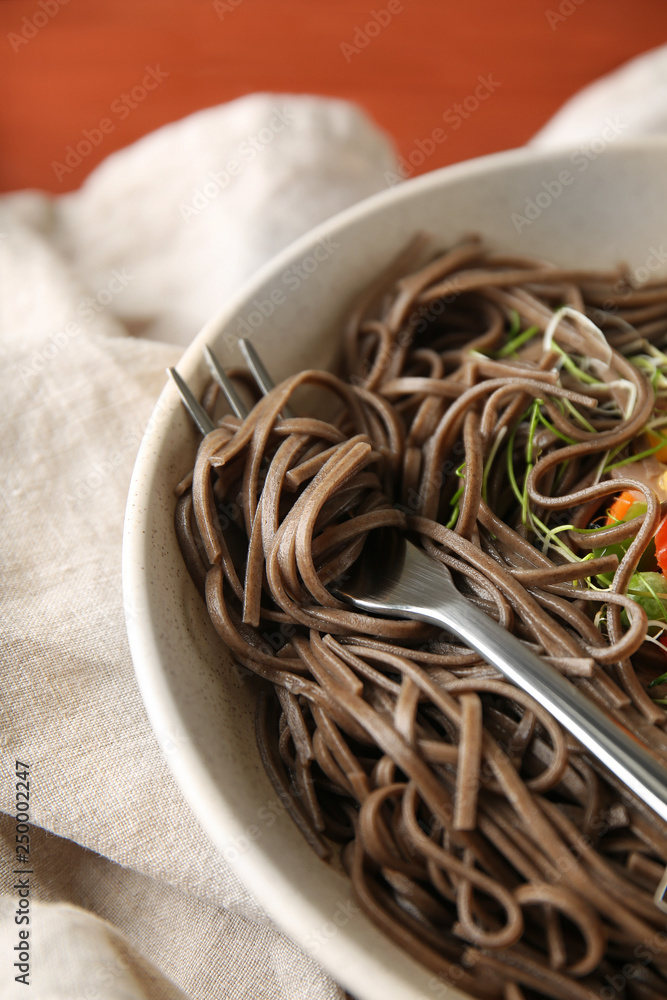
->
left=176, top=236, right=667, bottom=999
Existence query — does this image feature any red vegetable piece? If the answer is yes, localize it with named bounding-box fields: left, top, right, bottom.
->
left=606, top=490, right=641, bottom=525
left=655, top=516, right=667, bottom=578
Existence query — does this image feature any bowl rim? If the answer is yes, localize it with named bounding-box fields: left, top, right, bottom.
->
left=122, top=134, right=667, bottom=1000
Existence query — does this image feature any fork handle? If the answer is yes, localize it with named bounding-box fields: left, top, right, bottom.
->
left=428, top=594, right=667, bottom=820
left=413, top=593, right=667, bottom=911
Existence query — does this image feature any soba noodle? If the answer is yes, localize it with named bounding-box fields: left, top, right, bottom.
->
left=175, top=235, right=667, bottom=999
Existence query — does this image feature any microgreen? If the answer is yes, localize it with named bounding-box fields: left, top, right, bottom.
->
left=603, top=436, right=667, bottom=472
left=495, top=324, right=540, bottom=359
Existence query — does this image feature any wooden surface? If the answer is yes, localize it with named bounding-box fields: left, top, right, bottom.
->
left=1, top=0, right=666, bottom=193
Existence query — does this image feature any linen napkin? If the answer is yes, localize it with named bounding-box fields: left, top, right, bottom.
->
left=0, top=93, right=396, bottom=1000
left=2, top=41, right=667, bottom=998
left=531, top=42, right=667, bottom=149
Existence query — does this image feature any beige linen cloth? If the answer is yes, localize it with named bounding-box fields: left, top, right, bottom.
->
left=0, top=93, right=396, bottom=1000
left=2, top=42, right=667, bottom=998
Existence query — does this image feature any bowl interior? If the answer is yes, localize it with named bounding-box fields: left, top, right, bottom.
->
left=123, top=138, right=667, bottom=1000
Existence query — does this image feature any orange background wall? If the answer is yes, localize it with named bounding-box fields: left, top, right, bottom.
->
left=1, top=0, right=666, bottom=194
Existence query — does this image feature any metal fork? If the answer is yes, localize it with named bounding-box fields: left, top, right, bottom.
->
left=168, top=339, right=667, bottom=911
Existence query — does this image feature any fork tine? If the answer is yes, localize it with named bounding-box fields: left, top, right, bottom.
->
left=238, top=338, right=294, bottom=418
left=170, top=341, right=289, bottom=437
left=171, top=339, right=667, bottom=900
left=167, top=367, right=216, bottom=435
left=204, top=345, right=249, bottom=419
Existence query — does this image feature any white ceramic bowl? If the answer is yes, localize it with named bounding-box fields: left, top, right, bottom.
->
left=122, top=138, right=667, bottom=1000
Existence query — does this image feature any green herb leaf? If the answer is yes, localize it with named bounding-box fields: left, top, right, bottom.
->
left=624, top=572, right=667, bottom=625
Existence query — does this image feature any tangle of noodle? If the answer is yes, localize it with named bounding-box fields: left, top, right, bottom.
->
left=175, top=235, right=667, bottom=1000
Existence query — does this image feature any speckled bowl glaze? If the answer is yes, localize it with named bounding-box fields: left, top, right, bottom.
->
left=123, top=139, right=667, bottom=1000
